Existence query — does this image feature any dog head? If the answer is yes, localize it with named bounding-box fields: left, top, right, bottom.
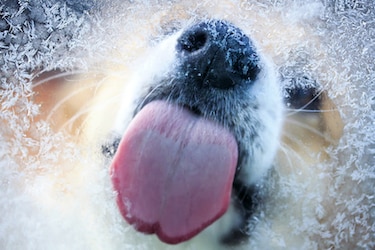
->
left=5, top=1, right=373, bottom=249
left=104, top=19, right=283, bottom=244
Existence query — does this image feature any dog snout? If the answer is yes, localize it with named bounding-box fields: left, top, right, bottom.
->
left=176, top=20, right=261, bottom=89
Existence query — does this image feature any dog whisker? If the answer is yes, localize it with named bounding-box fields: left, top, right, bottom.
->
left=136, top=82, right=165, bottom=112
left=32, top=71, right=84, bottom=88
left=278, top=143, right=297, bottom=167
left=58, top=92, right=124, bottom=133
left=281, top=131, right=320, bottom=158
left=285, top=88, right=325, bottom=117
left=285, top=108, right=338, bottom=113
left=45, top=75, right=111, bottom=123
left=283, top=118, right=328, bottom=140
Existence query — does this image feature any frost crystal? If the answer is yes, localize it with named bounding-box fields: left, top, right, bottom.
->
left=0, top=1, right=94, bottom=248
left=0, top=0, right=374, bottom=249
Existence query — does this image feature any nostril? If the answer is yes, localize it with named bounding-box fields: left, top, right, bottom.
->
left=176, top=20, right=261, bottom=88
left=177, top=30, right=208, bottom=53
left=232, top=57, right=260, bottom=81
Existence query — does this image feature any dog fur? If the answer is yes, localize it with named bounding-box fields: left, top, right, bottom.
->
left=1, top=0, right=374, bottom=249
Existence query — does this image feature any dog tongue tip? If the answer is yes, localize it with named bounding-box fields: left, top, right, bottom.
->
left=111, top=101, right=238, bottom=243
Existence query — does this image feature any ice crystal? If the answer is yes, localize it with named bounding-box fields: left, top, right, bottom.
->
left=0, top=0, right=374, bottom=249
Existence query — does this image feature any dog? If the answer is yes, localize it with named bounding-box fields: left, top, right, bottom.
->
left=2, top=0, right=374, bottom=249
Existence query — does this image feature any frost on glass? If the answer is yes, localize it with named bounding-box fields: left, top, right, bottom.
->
left=0, top=0, right=374, bottom=249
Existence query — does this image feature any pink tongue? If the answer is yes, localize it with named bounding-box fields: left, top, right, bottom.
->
left=110, top=101, right=238, bottom=244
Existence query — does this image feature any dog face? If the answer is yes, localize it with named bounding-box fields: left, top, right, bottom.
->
left=104, top=20, right=283, bottom=245
left=32, top=15, right=342, bottom=248
left=2, top=1, right=374, bottom=249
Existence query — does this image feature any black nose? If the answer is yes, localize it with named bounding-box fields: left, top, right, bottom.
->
left=176, top=20, right=260, bottom=89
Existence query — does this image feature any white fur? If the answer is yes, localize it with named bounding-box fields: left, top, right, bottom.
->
left=2, top=1, right=374, bottom=249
